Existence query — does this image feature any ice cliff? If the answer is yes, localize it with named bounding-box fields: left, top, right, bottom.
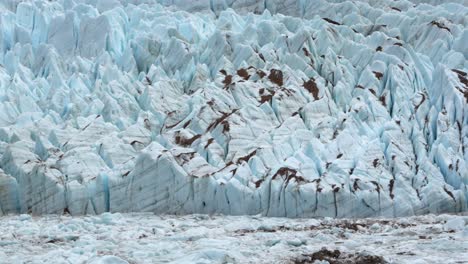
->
left=0, top=0, right=467, bottom=217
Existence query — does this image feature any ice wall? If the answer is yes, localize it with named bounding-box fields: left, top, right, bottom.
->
left=0, top=0, right=467, bottom=217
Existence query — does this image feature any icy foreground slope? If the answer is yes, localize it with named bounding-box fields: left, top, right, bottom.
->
left=0, top=0, right=467, bottom=217
left=0, top=213, right=467, bottom=263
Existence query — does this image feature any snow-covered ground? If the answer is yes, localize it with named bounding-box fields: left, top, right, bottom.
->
left=0, top=213, right=467, bottom=263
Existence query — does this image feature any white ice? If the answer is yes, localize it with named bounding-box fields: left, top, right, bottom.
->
left=0, top=213, right=467, bottom=263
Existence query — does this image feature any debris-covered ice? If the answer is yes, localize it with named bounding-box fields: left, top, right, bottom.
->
left=0, top=213, right=467, bottom=263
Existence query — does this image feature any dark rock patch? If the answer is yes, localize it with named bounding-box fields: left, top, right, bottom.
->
left=430, top=21, right=451, bottom=33
left=379, top=95, right=387, bottom=107
left=389, top=179, right=395, bottom=199
left=293, top=248, right=388, bottom=264
left=444, top=186, right=456, bottom=202
left=259, top=53, right=266, bottom=62
left=254, top=179, right=264, bottom=188
left=373, top=71, right=384, bottom=80
left=322, top=18, right=341, bottom=25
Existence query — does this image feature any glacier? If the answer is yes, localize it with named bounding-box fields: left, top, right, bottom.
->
left=0, top=0, right=467, bottom=217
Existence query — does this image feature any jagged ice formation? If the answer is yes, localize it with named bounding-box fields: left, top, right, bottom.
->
left=0, top=0, right=467, bottom=217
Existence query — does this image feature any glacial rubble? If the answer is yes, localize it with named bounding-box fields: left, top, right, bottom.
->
left=0, top=213, right=467, bottom=263
left=0, top=0, right=467, bottom=217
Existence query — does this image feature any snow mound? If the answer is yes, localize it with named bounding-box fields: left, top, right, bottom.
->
left=0, top=0, right=467, bottom=217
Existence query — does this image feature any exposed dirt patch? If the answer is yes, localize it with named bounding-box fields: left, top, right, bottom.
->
left=389, top=179, right=395, bottom=199
left=259, top=89, right=275, bottom=104
left=221, top=120, right=230, bottom=133
left=257, top=70, right=266, bottom=78
left=303, top=78, right=319, bottom=100
left=293, top=248, right=388, bottom=264
left=206, top=110, right=237, bottom=132
left=336, top=221, right=365, bottom=231
left=371, top=181, right=381, bottom=193
left=269, top=69, right=284, bottom=86
left=174, top=152, right=196, bottom=166
left=272, top=167, right=307, bottom=185
left=204, top=138, right=214, bottom=149
left=353, top=179, right=360, bottom=191
left=452, top=69, right=468, bottom=103
left=237, top=150, right=257, bottom=164
left=254, top=179, right=264, bottom=188
left=175, top=133, right=201, bottom=147
left=452, top=69, right=467, bottom=78
left=373, top=158, right=379, bottom=168
left=235, top=218, right=416, bottom=236
left=379, top=95, right=387, bottom=107
left=222, top=75, right=233, bottom=87
left=237, top=68, right=250, bottom=80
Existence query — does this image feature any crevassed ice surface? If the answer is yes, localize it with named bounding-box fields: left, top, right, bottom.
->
left=0, top=0, right=467, bottom=217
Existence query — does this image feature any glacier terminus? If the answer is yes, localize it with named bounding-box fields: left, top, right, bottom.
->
left=0, top=0, right=467, bottom=218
